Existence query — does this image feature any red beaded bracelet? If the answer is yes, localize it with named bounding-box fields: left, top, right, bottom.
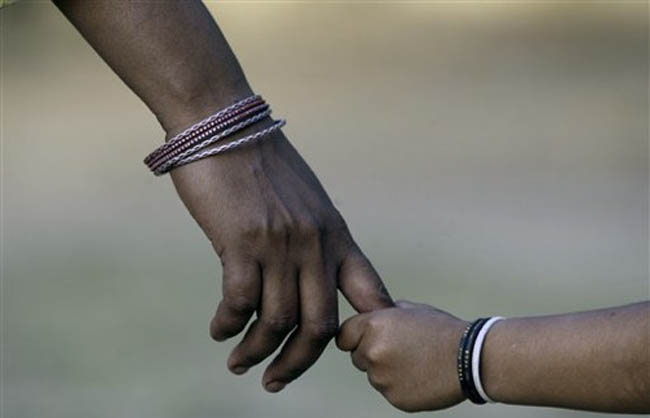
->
left=144, top=95, right=265, bottom=166
left=146, top=102, right=269, bottom=171
left=144, top=94, right=285, bottom=175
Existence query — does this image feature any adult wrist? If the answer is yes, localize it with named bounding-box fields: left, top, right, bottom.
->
left=155, top=78, right=254, bottom=139
left=147, top=92, right=287, bottom=176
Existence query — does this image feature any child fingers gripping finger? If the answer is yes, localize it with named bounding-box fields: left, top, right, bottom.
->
left=337, top=301, right=468, bottom=412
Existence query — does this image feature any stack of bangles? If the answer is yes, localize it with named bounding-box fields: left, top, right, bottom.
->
left=144, top=94, right=286, bottom=175
left=457, top=316, right=505, bottom=405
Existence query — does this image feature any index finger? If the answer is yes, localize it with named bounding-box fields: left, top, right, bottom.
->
left=338, top=248, right=394, bottom=313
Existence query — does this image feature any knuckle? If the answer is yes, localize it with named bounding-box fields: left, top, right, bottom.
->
left=260, top=314, right=297, bottom=334
left=366, top=316, right=386, bottom=334
left=269, top=220, right=290, bottom=241
left=226, top=295, right=257, bottom=314
left=365, top=342, right=388, bottom=364
left=239, top=217, right=292, bottom=246
left=240, top=220, right=266, bottom=240
left=295, top=216, right=321, bottom=241
left=304, top=320, right=338, bottom=342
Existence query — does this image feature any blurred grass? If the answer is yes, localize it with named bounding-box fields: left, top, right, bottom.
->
left=1, top=2, right=648, bottom=418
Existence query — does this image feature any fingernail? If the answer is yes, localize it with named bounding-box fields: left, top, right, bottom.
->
left=231, top=366, right=249, bottom=375
left=265, top=381, right=286, bottom=393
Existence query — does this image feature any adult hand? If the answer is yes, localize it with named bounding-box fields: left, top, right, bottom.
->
left=171, top=123, right=393, bottom=392
left=337, top=301, right=467, bottom=412
left=52, top=0, right=392, bottom=393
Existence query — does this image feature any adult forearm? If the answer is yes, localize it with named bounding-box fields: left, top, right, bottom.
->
left=483, top=302, right=650, bottom=412
left=53, top=0, right=252, bottom=136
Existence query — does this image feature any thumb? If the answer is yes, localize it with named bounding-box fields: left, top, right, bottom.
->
left=338, top=248, right=393, bottom=313
left=336, top=312, right=371, bottom=352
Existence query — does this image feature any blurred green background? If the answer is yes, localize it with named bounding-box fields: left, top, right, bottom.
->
left=1, top=1, right=648, bottom=418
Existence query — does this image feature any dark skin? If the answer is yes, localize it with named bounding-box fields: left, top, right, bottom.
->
left=50, top=1, right=648, bottom=412
left=52, top=0, right=393, bottom=392
left=338, top=301, right=650, bottom=413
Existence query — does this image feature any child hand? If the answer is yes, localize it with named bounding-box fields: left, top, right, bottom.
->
left=336, top=301, right=469, bottom=412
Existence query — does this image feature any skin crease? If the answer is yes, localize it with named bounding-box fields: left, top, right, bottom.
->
left=338, top=301, right=650, bottom=414
left=52, top=0, right=394, bottom=393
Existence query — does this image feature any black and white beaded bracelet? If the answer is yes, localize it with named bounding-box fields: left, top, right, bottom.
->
left=457, top=316, right=505, bottom=405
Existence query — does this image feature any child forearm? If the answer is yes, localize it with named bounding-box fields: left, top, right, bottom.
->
left=483, top=302, right=650, bottom=413
left=338, top=301, right=649, bottom=413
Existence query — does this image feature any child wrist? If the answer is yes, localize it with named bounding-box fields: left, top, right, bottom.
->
left=456, top=316, right=505, bottom=405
